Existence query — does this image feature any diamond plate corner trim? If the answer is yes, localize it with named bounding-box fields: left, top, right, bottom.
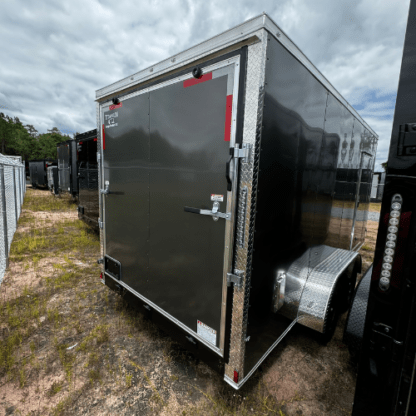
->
left=96, top=102, right=104, bottom=276
left=225, top=30, right=268, bottom=381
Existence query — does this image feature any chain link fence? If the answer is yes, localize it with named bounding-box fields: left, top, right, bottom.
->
left=0, top=153, right=26, bottom=284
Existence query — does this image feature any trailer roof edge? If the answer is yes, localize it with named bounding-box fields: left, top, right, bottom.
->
left=95, top=12, right=377, bottom=138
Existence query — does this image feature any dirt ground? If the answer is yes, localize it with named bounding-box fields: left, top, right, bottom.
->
left=0, top=188, right=379, bottom=416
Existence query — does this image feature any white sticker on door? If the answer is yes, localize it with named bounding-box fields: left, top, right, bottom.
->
left=197, top=320, right=217, bottom=345
left=210, top=194, right=224, bottom=202
left=105, top=112, right=119, bottom=129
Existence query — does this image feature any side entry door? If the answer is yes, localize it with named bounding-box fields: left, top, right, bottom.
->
left=101, top=57, right=241, bottom=356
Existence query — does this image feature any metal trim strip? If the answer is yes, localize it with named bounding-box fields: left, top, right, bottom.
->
left=104, top=272, right=223, bottom=356
left=224, top=319, right=297, bottom=390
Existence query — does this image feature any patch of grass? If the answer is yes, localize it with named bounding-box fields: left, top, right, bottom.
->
left=129, top=359, right=165, bottom=406
left=54, top=337, right=76, bottom=382
left=369, top=202, right=382, bottom=213
left=23, top=192, right=77, bottom=212
left=48, top=380, right=63, bottom=397
left=88, top=369, right=101, bottom=385
left=77, top=324, right=109, bottom=353
left=125, top=373, right=133, bottom=388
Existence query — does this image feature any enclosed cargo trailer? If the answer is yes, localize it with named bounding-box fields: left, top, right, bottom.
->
left=57, top=140, right=78, bottom=197
left=76, top=129, right=99, bottom=227
left=47, top=165, right=59, bottom=195
left=352, top=1, right=416, bottom=414
left=29, top=159, right=56, bottom=188
left=96, top=13, right=377, bottom=389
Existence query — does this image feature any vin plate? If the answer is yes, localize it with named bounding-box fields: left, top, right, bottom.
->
left=197, top=320, right=217, bottom=345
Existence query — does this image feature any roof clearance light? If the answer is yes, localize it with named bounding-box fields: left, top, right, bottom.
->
left=379, top=194, right=402, bottom=292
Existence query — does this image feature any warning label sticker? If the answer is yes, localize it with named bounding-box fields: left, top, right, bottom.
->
left=197, top=320, right=217, bottom=346
left=210, top=194, right=224, bottom=202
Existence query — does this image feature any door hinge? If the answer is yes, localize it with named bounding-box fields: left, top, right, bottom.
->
left=227, top=270, right=244, bottom=289
left=98, top=218, right=103, bottom=229
left=232, top=144, right=252, bottom=163
left=97, top=258, right=104, bottom=265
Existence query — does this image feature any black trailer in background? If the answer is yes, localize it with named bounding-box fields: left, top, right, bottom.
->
left=57, top=140, right=78, bottom=197
left=352, top=2, right=416, bottom=415
left=29, top=159, right=56, bottom=188
left=76, top=129, right=99, bottom=228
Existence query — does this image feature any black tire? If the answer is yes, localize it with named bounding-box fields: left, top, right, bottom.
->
left=338, top=266, right=358, bottom=314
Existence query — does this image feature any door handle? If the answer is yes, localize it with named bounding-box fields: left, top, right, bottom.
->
left=184, top=206, right=230, bottom=220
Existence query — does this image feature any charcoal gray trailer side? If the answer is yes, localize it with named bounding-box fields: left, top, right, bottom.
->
left=96, top=13, right=377, bottom=389
left=57, top=140, right=78, bottom=197
left=76, top=129, right=99, bottom=228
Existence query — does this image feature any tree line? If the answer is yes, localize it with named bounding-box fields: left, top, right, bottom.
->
left=0, top=112, right=78, bottom=161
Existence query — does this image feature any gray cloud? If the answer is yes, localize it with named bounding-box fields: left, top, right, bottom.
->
left=0, top=0, right=410, bottom=170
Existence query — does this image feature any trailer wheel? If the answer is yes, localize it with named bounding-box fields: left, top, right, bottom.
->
left=338, top=265, right=358, bottom=314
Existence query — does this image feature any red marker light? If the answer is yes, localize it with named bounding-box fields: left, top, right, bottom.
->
left=79, top=141, right=83, bottom=145
left=94, top=138, right=97, bottom=142
left=100, top=273, right=103, bottom=280
left=233, top=370, right=239, bottom=383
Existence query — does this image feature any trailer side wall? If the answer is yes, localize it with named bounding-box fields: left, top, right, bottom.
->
left=245, top=35, right=377, bottom=374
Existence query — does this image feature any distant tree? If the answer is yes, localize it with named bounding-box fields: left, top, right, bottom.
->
left=381, top=161, right=388, bottom=171
left=24, top=124, right=38, bottom=138
left=0, top=112, right=14, bottom=154
left=11, top=117, right=36, bottom=161
left=37, top=127, right=65, bottom=159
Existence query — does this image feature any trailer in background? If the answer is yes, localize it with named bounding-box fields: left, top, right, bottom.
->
left=76, top=129, right=99, bottom=228
left=29, top=159, right=56, bottom=188
left=96, top=13, right=377, bottom=389
left=47, top=165, right=59, bottom=195
left=57, top=140, right=78, bottom=197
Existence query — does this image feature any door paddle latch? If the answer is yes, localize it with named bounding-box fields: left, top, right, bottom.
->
left=184, top=204, right=230, bottom=221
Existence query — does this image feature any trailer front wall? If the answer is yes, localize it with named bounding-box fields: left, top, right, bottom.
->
left=244, top=36, right=377, bottom=375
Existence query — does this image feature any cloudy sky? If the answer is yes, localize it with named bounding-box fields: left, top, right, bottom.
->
left=0, top=0, right=410, bottom=170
